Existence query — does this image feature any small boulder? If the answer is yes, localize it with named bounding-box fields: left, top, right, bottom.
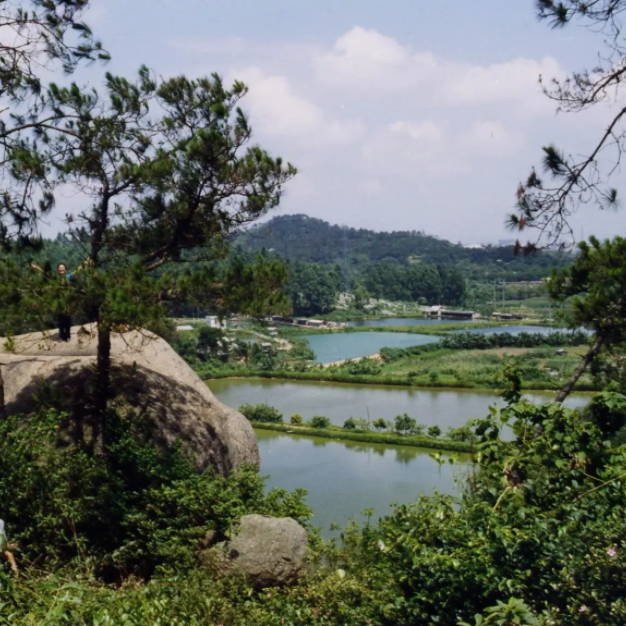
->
left=210, top=514, right=308, bottom=588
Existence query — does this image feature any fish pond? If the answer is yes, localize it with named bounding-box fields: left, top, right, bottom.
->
left=209, top=379, right=590, bottom=535
left=303, top=331, right=438, bottom=364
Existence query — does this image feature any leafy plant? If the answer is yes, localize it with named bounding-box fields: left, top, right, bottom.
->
left=0, top=408, right=309, bottom=579
left=309, top=415, right=331, bottom=429
left=394, top=412, right=416, bottom=435
left=238, top=403, right=283, bottom=423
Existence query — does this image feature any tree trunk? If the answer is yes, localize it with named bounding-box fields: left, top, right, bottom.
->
left=93, top=324, right=111, bottom=453
left=0, top=364, right=5, bottom=421
left=555, top=332, right=606, bottom=403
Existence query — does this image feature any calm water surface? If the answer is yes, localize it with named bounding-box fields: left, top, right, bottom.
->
left=209, top=378, right=589, bottom=428
left=303, top=331, right=438, bottom=364
left=255, top=429, right=465, bottom=535
left=209, top=380, right=590, bottom=536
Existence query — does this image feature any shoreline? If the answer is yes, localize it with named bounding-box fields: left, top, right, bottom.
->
left=205, top=372, right=598, bottom=394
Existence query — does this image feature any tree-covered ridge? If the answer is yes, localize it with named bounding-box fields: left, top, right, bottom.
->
left=237, top=214, right=570, bottom=280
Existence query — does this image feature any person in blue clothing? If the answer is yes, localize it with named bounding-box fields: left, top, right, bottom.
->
left=30, top=260, right=88, bottom=342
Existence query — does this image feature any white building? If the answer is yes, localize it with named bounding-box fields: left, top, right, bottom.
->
left=205, top=315, right=225, bottom=329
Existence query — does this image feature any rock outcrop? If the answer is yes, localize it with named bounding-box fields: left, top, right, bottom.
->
left=0, top=325, right=259, bottom=475
left=209, top=514, right=309, bottom=588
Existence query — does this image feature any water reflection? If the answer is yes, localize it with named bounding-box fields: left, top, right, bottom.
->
left=209, top=378, right=590, bottom=430
left=255, top=428, right=468, bottom=535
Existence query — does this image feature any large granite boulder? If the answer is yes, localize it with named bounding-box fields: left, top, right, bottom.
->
left=0, top=325, right=259, bottom=475
left=209, top=514, right=309, bottom=588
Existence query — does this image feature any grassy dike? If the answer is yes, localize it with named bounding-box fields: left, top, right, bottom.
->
left=250, top=420, right=473, bottom=453
left=205, top=370, right=598, bottom=393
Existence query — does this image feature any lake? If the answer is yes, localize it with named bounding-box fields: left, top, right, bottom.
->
left=303, top=331, right=438, bottom=364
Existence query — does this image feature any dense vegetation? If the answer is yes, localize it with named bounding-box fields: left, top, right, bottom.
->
left=237, top=214, right=571, bottom=280
left=0, top=408, right=312, bottom=582
left=3, top=394, right=626, bottom=624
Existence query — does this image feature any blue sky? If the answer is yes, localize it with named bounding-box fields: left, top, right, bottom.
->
left=55, top=1, right=625, bottom=244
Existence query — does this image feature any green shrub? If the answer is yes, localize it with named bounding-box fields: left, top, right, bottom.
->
left=309, top=415, right=331, bottom=429
left=427, top=425, right=441, bottom=438
left=446, top=425, right=475, bottom=442
left=238, top=403, right=283, bottom=423
left=0, top=409, right=309, bottom=579
left=343, top=417, right=368, bottom=431
left=394, top=413, right=416, bottom=435
left=290, top=413, right=304, bottom=425
left=372, top=418, right=388, bottom=431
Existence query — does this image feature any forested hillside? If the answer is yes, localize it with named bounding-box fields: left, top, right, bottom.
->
left=236, top=214, right=569, bottom=280
left=13, top=214, right=571, bottom=320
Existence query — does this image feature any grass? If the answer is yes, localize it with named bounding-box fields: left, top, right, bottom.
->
left=250, top=421, right=473, bottom=453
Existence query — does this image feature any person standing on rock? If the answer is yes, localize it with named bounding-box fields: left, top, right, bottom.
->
left=0, top=519, right=18, bottom=576
left=30, top=260, right=90, bottom=342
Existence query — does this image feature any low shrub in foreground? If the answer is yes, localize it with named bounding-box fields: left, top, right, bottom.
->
left=0, top=408, right=310, bottom=580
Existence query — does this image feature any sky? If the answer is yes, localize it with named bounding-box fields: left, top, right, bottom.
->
left=47, top=1, right=626, bottom=244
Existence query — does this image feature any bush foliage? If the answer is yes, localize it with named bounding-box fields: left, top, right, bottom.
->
left=0, top=409, right=309, bottom=581
left=5, top=396, right=626, bottom=624
left=238, top=403, right=284, bottom=423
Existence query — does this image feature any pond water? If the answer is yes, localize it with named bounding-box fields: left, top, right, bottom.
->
left=209, top=380, right=590, bottom=536
left=303, top=331, right=439, bottom=364
left=256, top=429, right=465, bottom=535
left=208, top=378, right=590, bottom=429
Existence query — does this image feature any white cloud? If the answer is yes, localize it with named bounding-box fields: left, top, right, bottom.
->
left=313, top=26, right=563, bottom=115
left=389, top=120, right=445, bottom=143
left=313, top=27, right=436, bottom=94
left=233, top=67, right=365, bottom=146
left=458, top=121, right=526, bottom=157
left=161, top=27, right=617, bottom=243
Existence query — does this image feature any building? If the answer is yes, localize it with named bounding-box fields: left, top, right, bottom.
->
left=205, top=315, right=225, bottom=329
left=305, top=319, right=325, bottom=328
left=426, top=305, right=477, bottom=320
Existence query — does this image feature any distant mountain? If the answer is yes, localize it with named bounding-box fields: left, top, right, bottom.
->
left=236, top=214, right=568, bottom=278
left=236, top=214, right=460, bottom=264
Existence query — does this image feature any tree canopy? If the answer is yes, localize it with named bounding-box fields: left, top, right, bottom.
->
left=510, top=0, right=626, bottom=247
left=0, top=0, right=109, bottom=246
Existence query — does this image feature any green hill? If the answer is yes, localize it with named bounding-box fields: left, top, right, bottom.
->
left=236, top=214, right=568, bottom=280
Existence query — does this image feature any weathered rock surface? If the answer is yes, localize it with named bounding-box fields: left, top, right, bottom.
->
left=210, top=514, right=309, bottom=588
left=0, top=325, right=259, bottom=475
